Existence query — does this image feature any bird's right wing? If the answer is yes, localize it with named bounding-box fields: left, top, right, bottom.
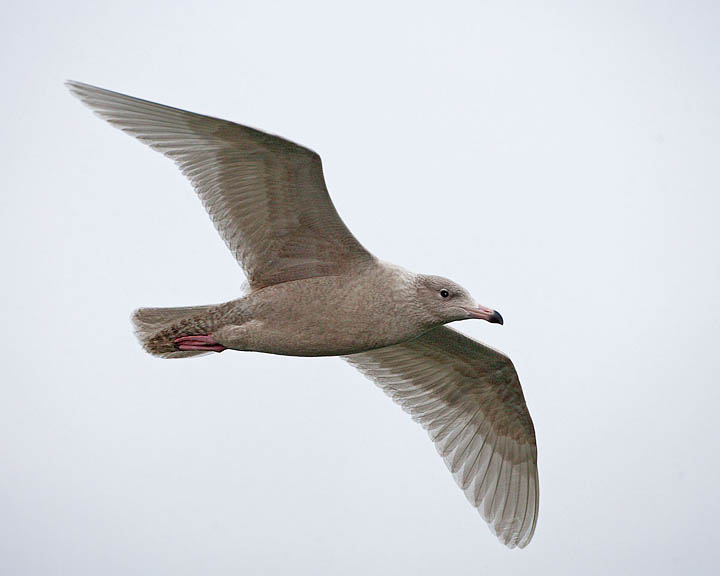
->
left=66, top=81, right=374, bottom=289
left=344, top=326, right=538, bottom=548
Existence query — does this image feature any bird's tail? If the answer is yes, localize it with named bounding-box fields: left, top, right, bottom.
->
left=132, top=303, right=232, bottom=358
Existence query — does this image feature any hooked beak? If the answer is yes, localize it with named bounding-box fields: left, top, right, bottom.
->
left=465, top=305, right=504, bottom=325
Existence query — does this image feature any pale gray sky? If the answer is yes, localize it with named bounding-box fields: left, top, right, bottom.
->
left=2, top=1, right=719, bottom=574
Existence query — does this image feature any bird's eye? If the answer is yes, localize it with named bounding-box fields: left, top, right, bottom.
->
left=440, top=289, right=449, bottom=298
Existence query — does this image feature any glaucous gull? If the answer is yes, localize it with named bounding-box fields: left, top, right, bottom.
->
left=67, top=81, right=538, bottom=548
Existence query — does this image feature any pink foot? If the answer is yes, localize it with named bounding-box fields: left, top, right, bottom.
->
left=174, top=334, right=226, bottom=353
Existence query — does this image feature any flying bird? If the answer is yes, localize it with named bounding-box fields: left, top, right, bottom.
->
left=66, top=81, right=539, bottom=548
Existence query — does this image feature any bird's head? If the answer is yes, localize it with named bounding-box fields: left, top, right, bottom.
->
left=416, top=274, right=504, bottom=326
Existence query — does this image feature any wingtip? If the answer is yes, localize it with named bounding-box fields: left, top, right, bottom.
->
left=65, top=79, right=90, bottom=101
left=64, top=79, right=82, bottom=91
left=65, top=80, right=110, bottom=101
left=495, top=525, right=530, bottom=550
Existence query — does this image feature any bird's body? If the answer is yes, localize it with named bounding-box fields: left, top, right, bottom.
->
left=68, top=81, right=539, bottom=548
left=217, top=261, right=426, bottom=357
left=142, top=261, right=429, bottom=357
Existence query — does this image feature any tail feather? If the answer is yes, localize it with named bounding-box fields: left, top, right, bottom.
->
left=132, top=303, right=228, bottom=358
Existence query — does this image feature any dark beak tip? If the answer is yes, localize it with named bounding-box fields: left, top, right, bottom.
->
left=491, top=310, right=504, bottom=325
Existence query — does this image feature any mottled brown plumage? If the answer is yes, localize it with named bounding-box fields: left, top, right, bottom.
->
left=67, top=81, right=539, bottom=548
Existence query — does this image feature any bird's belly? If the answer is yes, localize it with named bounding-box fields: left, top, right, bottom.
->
left=240, top=271, right=425, bottom=356
left=245, top=309, right=420, bottom=357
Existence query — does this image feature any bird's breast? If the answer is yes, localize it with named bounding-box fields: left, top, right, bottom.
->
left=241, top=270, right=426, bottom=356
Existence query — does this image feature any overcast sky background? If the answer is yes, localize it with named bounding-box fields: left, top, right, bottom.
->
left=2, top=1, right=719, bottom=574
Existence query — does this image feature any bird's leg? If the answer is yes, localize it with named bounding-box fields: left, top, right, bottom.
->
left=174, top=334, right=226, bottom=352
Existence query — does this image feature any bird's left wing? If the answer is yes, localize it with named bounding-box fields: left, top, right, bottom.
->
left=66, top=81, right=374, bottom=289
left=343, top=326, right=538, bottom=548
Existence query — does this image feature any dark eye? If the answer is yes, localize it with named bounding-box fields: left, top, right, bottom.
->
left=440, top=289, right=449, bottom=298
